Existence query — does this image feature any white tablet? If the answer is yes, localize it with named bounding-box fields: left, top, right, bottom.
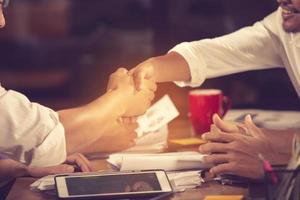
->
left=55, top=170, right=173, bottom=199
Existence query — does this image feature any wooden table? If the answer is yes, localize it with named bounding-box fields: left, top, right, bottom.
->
left=6, top=117, right=249, bottom=200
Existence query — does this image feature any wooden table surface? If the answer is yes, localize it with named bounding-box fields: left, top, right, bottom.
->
left=6, top=117, right=249, bottom=200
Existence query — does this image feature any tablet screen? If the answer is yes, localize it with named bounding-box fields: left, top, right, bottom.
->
left=65, top=173, right=162, bottom=195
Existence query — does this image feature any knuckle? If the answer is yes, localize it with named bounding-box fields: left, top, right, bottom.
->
left=201, top=144, right=210, bottom=153
left=118, top=67, right=127, bottom=73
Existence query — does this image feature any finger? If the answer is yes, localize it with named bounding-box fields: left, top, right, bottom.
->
left=201, top=132, right=237, bottom=143
left=128, top=68, right=135, bottom=75
left=148, top=91, right=155, bottom=102
left=210, top=124, right=221, bottom=133
left=124, top=122, right=139, bottom=132
left=210, top=161, right=263, bottom=179
left=130, top=117, right=138, bottom=123
left=199, top=142, right=230, bottom=154
left=244, top=115, right=262, bottom=138
left=77, top=153, right=94, bottom=172
left=236, top=124, right=251, bottom=136
left=116, top=67, right=128, bottom=74
left=143, top=79, right=157, bottom=91
left=213, top=114, right=239, bottom=133
left=209, top=163, right=236, bottom=176
left=130, top=68, right=145, bottom=91
left=78, top=155, right=93, bottom=172
left=67, top=153, right=93, bottom=172
left=203, top=154, right=229, bottom=164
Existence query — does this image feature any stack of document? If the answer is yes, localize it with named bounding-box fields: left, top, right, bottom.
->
left=107, top=151, right=211, bottom=171
left=167, top=170, right=204, bottom=192
left=124, top=125, right=168, bottom=153
left=225, top=109, right=300, bottom=130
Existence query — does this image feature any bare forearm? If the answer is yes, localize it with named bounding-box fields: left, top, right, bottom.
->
left=58, top=90, right=127, bottom=154
left=149, top=52, right=191, bottom=83
left=0, top=160, right=27, bottom=187
left=263, top=128, right=298, bottom=154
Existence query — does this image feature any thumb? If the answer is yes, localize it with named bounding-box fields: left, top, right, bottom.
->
left=131, top=69, right=145, bottom=91
left=244, top=114, right=263, bottom=138
left=212, top=114, right=239, bottom=133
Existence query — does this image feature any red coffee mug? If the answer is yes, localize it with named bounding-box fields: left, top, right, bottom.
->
left=188, top=89, right=231, bottom=135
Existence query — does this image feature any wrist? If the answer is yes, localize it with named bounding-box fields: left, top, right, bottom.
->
left=106, top=89, right=130, bottom=117
left=145, top=57, right=159, bottom=82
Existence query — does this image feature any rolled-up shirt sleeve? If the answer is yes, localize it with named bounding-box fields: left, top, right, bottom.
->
left=0, top=85, right=66, bottom=167
left=169, top=11, right=284, bottom=87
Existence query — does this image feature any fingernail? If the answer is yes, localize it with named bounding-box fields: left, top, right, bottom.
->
left=201, top=134, right=207, bottom=140
left=245, top=114, right=253, bottom=123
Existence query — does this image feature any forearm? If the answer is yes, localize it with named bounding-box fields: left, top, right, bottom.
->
left=263, top=128, right=298, bottom=154
left=79, top=121, right=135, bottom=153
left=0, top=159, right=28, bottom=187
left=148, top=52, right=191, bottom=83
left=58, top=90, right=127, bottom=154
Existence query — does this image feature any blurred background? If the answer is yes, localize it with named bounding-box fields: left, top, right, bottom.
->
left=0, top=0, right=299, bottom=116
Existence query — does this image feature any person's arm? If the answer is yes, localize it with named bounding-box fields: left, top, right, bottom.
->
left=129, top=52, right=191, bottom=88
left=59, top=68, right=156, bottom=154
left=79, top=119, right=138, bottom=153
left=0, top=159, right=27, bottom=187
left=0, top=68, right=155, bottom=166
left=59, top=89, right=130, bottom=154
left=123, top=11, right=283, bottom=91
left=261, top=128, right=297, bottom=155
left=0, top=153, right=92, bottom=187
left=199, top=114, right=295, bottom=178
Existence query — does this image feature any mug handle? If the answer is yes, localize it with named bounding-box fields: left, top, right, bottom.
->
left=221, top=96, right=231, bottom=118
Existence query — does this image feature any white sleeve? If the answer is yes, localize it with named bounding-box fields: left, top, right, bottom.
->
left=0, top=85, right=67, bottom=167
left=169, top=12, right=284, bottom=87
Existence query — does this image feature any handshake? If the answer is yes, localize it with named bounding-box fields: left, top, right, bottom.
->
left=106, top=64, right=157, bottom=118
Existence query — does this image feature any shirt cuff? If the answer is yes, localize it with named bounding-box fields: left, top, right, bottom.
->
left=168, top=42, right=207, bottom=87
left=29, top=112, right=67, bottom=167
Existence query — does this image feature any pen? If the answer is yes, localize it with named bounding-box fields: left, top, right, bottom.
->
left=258, top=153, right=278, bottom=185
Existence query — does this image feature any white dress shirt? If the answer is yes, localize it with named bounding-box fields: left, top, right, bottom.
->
left=171, top=8, right=300, bottom=96
left=0, top=84, right=66, bottom=167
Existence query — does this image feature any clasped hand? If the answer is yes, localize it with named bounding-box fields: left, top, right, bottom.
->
left=199, top=114, right=275, bottom=179
left=107, top=67, right=157, bottom=117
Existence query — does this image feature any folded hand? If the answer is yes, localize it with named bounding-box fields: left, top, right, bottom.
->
left=199, top=114, right=274, bottom=179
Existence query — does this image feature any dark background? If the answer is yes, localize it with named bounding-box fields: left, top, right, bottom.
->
left=0, top=0, right=299, bottom=114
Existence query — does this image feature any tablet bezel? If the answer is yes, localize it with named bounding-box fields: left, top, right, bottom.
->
left=55, top=170, right=173, bottom=199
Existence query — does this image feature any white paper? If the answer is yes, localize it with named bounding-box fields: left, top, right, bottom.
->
left=126, top=95, right=179, bottom=153
left=136, top=95, right=179, bottom=136
left=225, top=109, right=300, bottom=130
left=107, top=151, right=211, bottom=172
